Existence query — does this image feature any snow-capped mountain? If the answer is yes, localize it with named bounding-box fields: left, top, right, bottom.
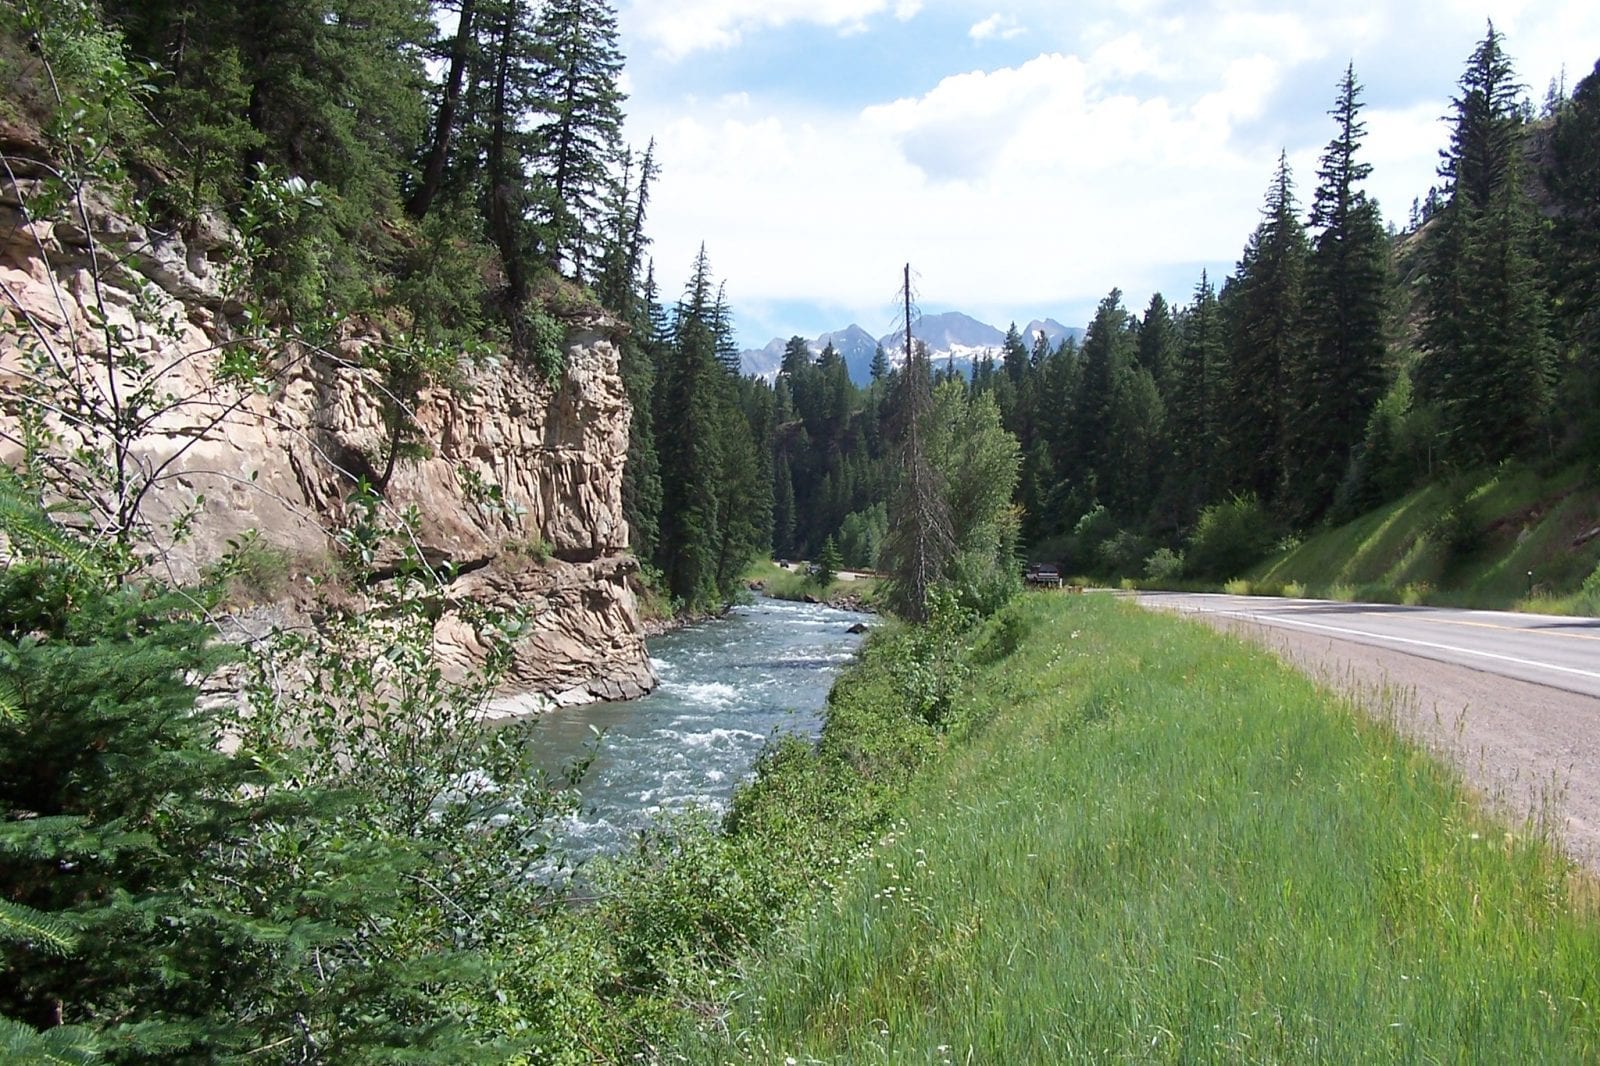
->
left=741, top=336, right=789, bottom=381
left=1022, top=318, right=1079, bottom=351
left=816, top=324, right=881, bottom=383
left=739, top=311, right=1085, bottom=384
left=875, top=311, right=1006, bottom=360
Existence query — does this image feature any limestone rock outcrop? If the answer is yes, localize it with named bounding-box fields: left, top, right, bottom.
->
left=0, top=143, right=655, bottom=706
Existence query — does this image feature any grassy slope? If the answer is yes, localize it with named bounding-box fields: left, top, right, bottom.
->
left=746, top=559, right=882, bottom=607
left=1250, top=463, right=1600, bottom=611
left=689, top=593, right=1600, bottom=1062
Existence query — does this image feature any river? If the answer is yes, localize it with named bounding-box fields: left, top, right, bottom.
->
left=527, top=595, right=870, bottom=866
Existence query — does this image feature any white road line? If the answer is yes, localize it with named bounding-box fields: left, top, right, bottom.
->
left=1175, top=605, right=1600, bottom=684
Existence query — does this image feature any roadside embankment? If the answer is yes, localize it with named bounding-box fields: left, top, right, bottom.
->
left=681, top=592, right=1600, bottom=1062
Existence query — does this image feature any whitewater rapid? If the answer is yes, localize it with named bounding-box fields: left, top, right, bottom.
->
left=526, top=596, right=871, bottom=866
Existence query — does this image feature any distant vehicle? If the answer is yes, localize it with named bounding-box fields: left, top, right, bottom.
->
left=1025, top=563, right=1063, bottom=588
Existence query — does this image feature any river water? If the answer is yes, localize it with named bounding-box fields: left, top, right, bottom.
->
left=527, top=596, right=870, bottom=866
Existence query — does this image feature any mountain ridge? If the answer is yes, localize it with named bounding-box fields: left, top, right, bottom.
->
left=741, top=313, right=1084, bottom=384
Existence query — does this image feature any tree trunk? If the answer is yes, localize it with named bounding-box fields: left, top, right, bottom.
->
left=486, top=3, right=526, bottom=306
left=407, top=0, right=477, bottom=218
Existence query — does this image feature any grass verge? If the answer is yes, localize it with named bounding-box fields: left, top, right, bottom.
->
left=683, top=592, right=1600, bottom=1062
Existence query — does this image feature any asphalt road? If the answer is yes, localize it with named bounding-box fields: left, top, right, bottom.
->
left=1137, top=592, right=1600, bottom=699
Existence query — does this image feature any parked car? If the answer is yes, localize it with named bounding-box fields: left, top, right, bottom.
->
left=1025, top=563, right=1063, bottom=587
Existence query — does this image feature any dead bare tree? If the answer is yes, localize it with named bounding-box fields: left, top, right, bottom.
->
left=881, top=262, right=952, bottom=621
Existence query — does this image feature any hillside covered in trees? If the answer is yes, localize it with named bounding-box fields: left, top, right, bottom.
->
left=751, top=30, right=1600, bottom=596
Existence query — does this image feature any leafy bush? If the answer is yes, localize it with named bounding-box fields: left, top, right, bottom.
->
left=1096, top=529, right=1149, bottom=575
left=888, top=585, right=977, bottom=728
left=1144, top=547, right=1185, bottom=583
left=1185, top=494, right=1280, bottom=580
left=837, top=503, right=887, bottom=571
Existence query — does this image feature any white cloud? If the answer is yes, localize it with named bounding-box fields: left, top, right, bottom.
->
left=969, top=13, right=1025, bottom=42
left=624, top=0, right=1600, bottom=344
left=624, top=0, right=906, bottom=59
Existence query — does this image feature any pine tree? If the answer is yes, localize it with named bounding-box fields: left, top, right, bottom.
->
left=1136, top=292, right=1177, bottom=393
left=1072, top=289, right=1134, bottom=503
left=409, top=0, right=481, bottom=218
left=815, top=535, right=843, bottom=586
left=1167, top=273, right=1224, bottom=526
left=1286, top=64, right=1392, bottom=521
left=869, top=343, right=891, bottom=383
left=650, top=249, right=771, bottom=608
left=1417, top=22, right=1553, bottom=463
left=1546, top=59, right=1600, bottom=452
left=1002, top=322, right=1029, bottom=385
left=1223, top=153, right=1307, bottom=504
left=529, top=0, right=626, bottom=277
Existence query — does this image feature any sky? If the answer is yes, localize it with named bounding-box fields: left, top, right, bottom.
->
left=614, top=1, right=1600, bottom=350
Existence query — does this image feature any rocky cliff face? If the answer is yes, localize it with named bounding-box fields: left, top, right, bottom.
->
left=0, top=143, right=655, bottom=706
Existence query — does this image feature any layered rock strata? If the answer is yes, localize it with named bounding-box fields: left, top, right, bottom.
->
left=0, top=138, right=654, bottom=705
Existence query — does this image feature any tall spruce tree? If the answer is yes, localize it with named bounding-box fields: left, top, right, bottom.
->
left=1418, top=23, right=1553, bottom=462
left=650, top=249, right=771, bottom=608
left=1286, top=64, right=1392, bottom=521
left=1136, top=292, right=1177, bottom=393
left=529, top=0, right=626, bottom=277
left=1073, top=290, right=1135, bottom=505
left=1168, top=273, right=1225, bottom=526
left=1223, top=153, right=1307, bottom=505
left=1547, top=59, right=1600, bottom=452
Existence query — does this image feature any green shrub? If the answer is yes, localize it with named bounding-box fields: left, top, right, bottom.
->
left=1185, top=494, right=1280, bottom=580
left=1143, top=546, right=1184, bottom=584
left=1059, top=504, right=1117, bottom=574
left=1096, top=529, right=1149, bottom=576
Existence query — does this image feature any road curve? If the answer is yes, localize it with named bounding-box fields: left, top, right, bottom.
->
left=1136, top=592, right=1600, bottom=699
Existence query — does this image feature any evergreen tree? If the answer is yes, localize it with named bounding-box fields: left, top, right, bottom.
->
left=650, top=248, right=771, bottom=608
left=1223, top=153, right=1307, bottom=504
left=529, top=0, right=626, bottom=277
left=1417, top=23, right=1553, bottom=462
left=1072, top=290, right=1134, bottom=502
left=409, top=0, right=481, bottom=218
left=654, top=250, right=726, bottom=607
left=869, top=343, right=891, bottom=383
left=1002, top=322, right=1029, bottom=385
left=1136, top=292, right=1177, bottom=394
left=1546, top=59, right=1600, bottom=453
left=815, top=536, right=843, bottom=586
left=1166, top=273, right=1224, bottom=526
left=1286, top=64, right=1392, bottom=521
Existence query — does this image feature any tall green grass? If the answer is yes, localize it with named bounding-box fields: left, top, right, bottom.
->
left=686, top=594, right=1600, bottom=1062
